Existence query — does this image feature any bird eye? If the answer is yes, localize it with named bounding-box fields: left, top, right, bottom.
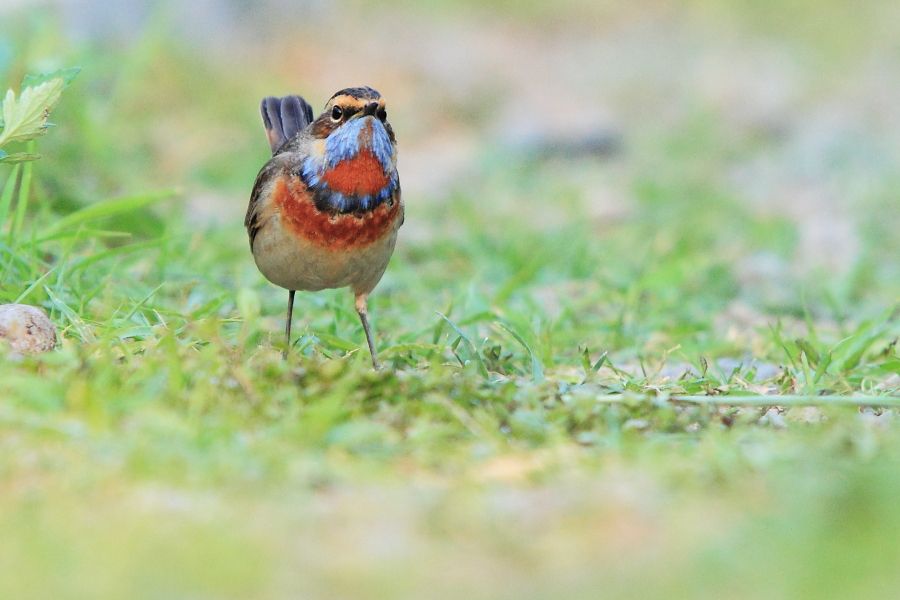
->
left=331, top=106, right=343, bottom=121
left=376, top=108, right=387, bottom=122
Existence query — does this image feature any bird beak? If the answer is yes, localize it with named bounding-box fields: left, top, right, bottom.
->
left=362, top=102, right=379, bottom=117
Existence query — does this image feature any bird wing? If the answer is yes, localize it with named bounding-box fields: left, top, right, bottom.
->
left=245, top=156, right=288, bottom=247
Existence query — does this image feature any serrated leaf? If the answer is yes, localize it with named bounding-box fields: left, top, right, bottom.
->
left=0, top=77, right=65, bottom=146
left=21, top=67, right=81, bottom=89
left=0, top=152, right=42, bottom=163
left=0, top=68, right=78, bottom=134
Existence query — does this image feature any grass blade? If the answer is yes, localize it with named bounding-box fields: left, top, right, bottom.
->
left=495, top=320, right=544, bottom=383
left=8, top=143, right=33, bottom=244
left=0, top=162, right=20, bottom=230
left=436, top=311, right=489, bottom=377
left=44, top=189, right=178, bottom=237
left=14, top=265, right=57, bottom=303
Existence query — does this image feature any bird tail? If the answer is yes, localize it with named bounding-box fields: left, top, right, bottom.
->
left=260, top=95, right=314, bottom=154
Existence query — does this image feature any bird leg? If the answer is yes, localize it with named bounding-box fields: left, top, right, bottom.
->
left=283, top=289, right=295, bottom=359
left=355, top=293, right=381, bottom=370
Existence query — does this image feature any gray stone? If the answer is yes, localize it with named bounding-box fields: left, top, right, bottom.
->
left=0, top=304, right=57, bottom=355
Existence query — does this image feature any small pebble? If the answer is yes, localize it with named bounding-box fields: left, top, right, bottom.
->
left=0, top=304, right=57, bottom=355
left=758, top=407, right=787, bottom=429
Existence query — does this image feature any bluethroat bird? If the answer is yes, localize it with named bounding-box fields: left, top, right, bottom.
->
left=245, top=87, right=402, bottom=369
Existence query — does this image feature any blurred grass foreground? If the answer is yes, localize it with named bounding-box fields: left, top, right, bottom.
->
left=0, top=1, right=899, bottom=599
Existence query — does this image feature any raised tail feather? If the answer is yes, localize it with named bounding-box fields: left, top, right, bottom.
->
left=260, top=95, right=314, bottom=154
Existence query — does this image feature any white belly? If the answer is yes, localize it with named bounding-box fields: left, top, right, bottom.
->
left=251, top=213, right=399, bottom=294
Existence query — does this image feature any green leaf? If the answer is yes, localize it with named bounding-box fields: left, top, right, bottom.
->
left=0, top=152, right=41, bottom=164
left=381, top=343, right=444, bottom=357
left=0, top=163, right=20, bottom=228
left=436, top=312, right=489, bottom=378
left=0, top=68, right=79, bottom=147
left=496, top=320, right=544, bottom=383
left=581, top=347, right=593, bottom=378
left=831, top=319, right=887, bottom=373
left=812, top=351, right=833, bottom=384
left=316, top=332, right=360, bottom=352
left=21, top=67, right=81, bottom=89
left=44, top=189, right=178, bottom=237
left=9, top=151, right=33, bottom=242
left=0, top=148, right=5, bottom=159
left=795, top=338, right=821, bottom=367
left=68, top=238, right=165, bottom=275
left=0, top=80, right=63, bottom=145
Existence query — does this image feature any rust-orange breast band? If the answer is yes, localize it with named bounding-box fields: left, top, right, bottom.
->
left=273, top=175, right=401, bottom=250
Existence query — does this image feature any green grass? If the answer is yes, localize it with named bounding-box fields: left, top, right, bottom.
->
left=1, top=2, right=899, bottom=598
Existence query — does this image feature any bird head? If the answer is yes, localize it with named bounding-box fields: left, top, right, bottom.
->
left=309, top=86, right=394, bottom=158
left=301, top=87, right=399, bottom=213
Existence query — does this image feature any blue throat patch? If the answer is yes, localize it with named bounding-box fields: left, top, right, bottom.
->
left=299, top=117, right=398, bottom=214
